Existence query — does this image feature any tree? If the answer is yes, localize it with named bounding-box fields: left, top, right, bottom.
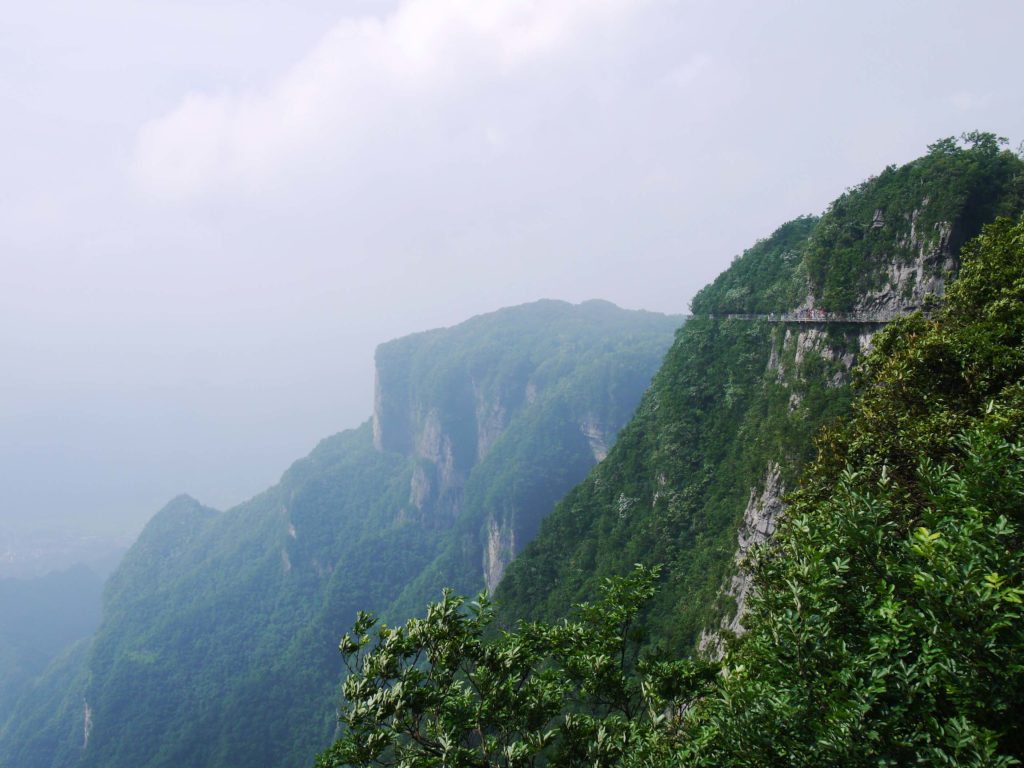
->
left=317, top=565, right=712, bottom=768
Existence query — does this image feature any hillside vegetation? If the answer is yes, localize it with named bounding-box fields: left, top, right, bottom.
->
left=4, top=135, right=1022, bottom=768
left=0, top=301, right=678, bottom=768
left=677, top=209, right=1024, bottom=767
left=319, top=209, right=1024, bottom=768
left=497, top=135, right=1024, bottom=654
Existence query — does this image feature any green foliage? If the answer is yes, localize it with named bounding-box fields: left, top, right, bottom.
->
left=684, top=430, right=1024, bottom=767
left=496, top=305, right=858, bottom=651
left=337, top=215, right=1024, bottom=768
left=804, top=132, right=1023, bottom=311
left=384, top=305, right=680, bottom=620
left=690, top=216, right=817, bottom=314
left=319, top=565, right=714, bottom=768
left=680, top=214, right=1024, bottom=766
left=692, top=133, right=1024, bottom=317
left=0, top=639, right=94, bottom=768
left=8, top=141, right=1024, bottom=768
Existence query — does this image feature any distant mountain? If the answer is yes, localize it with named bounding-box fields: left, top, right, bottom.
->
left=0, top=300, right=679, bottom=768
left=0, top=528, right=127, bottom=580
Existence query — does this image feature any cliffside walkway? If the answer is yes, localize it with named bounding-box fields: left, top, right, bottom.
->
left=707, top=311, right=895, bottom=324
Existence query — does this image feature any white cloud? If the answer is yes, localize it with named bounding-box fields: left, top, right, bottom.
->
left=666, top=53, right=711, bottom=87
left=948, top=91, right=991, bottom=112
left=132, top=0, right=642, bottom=200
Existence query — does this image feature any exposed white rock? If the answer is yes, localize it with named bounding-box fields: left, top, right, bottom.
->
left=856, top=218, right=953, bottom=315
left=616, top=493, right=638, bottom=518
left=483, top=516, right=515, bottom=594
left=700, top=462, right=785, bottom=658
left=788, top=391, right=803, bottom=412
left=409, top=409, right=459, bottom=512
left=858, top=327, right=876, bottom=353
left=83, top=701, right=93, bottom=749
left=409, top=464, right=432, bottom=511
left=770, top=326, right=861, bottom=387
left=766, top=331, right=782, bottom=377
left=579, top=415, right=609, bottom=461
left=474, top=381, right=507, bottom=461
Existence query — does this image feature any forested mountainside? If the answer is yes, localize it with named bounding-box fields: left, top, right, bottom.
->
left=0, top=301, right=678, bottom=768
left=496, top=134, right=1024, bottom=651
left=319, top=208, right=1024, bottom=768
left=678, top=208, right=1024, bottom=766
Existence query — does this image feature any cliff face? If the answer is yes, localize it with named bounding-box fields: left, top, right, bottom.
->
left=853, top=214, right=954, bottom=315
left=370, top=300, right=675, bottom=530
left=369, top=300, right=684, bottom=615
left=497, top=138, right=1024, bottom=650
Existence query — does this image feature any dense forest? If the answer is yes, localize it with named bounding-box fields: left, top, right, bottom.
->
left=320, top=151, right=1024, bottom=767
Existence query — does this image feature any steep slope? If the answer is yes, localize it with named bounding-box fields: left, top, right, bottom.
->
left=681, top=212, right=1024, bottom=766
left=497, top=135, right=1024, bottom=651
left=0, top=300, right=679, bottom=768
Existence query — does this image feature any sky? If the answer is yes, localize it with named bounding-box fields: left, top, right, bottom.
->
left=2, top=0, right=1022, bottom=539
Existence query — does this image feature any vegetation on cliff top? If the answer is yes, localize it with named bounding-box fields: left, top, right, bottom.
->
left=692, top=133, right=1024, bottom=315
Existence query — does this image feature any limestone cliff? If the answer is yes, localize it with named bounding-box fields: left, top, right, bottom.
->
left=498, top=136, right=1024, bottom=653
left=373, top=300, right=683, bottom=614
left=371, top=301, right=680, bottom=532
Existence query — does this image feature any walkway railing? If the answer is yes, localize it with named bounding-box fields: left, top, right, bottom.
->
left=708, top=310, right=898, bottom=324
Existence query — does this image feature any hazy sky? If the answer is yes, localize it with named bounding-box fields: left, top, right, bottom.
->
left=2, top=0, right=1022, bottom=537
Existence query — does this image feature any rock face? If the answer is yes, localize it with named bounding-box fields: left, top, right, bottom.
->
left=483, top=516, right=516, bottom=594
left=0, top=299, right=680, bottom=768
left=700, top=191, right=984, bottom=648
left=371, top=301, right=682, bottom=537
left=82, top=703, right=92, bottom=749
left=855, top=217, right=955, bottom=315
left=501, top=140, right=1024, bottom=654
left=732, top=462, right=786, bottom=623
left=769, top=325, right=864, bottom=388
left=702, top=215, right=953, bottom=651
left=700, top=463, right=785, bottom=657
left=408, top=409, right=460, bottom=515
left=579, top=415, right=609, bottom=461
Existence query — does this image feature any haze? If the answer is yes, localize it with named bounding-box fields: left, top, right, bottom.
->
left=2, top=0, right=1022, bottom=545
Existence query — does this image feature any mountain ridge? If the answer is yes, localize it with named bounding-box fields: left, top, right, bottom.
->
left=0, top=299, right=680, bottom=768
left=496, top=134, right=1024, bottom=650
